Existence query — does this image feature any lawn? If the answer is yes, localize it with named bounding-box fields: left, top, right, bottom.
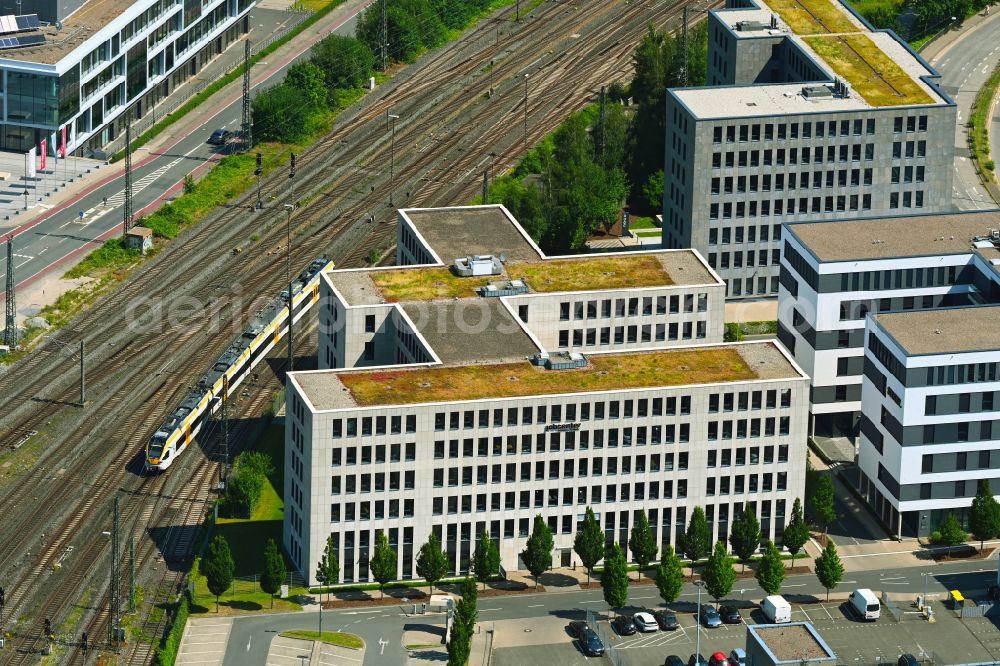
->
left=281, top=630, right=364, bottom=650
left=508, top=255, right=671, bottom=293
left=371, top=267, right=490, bottom=301
left=803, top=34, right=934, bottom=106
left=339, top=347, right=756, bottom=405
left=763, top=0, right=858, bottom=34
left=627, top=216, right=660, bottom=230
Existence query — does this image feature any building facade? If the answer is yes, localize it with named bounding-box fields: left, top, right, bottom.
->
left=0, top=0, right=252, bottom=154
left=663, top=0, right=956, bottom=300
left=777, top=212, right=1000, bottom=437
left=858, top=306, right=1000, bottom=537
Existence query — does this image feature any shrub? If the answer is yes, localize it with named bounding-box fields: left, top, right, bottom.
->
left=153, top=591, right=191, bottom=666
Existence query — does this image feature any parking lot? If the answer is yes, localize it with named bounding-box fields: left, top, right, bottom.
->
left=492, top=599, right=1000, bottom=666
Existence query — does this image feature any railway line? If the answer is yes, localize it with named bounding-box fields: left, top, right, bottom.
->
left=0, top=0, right=713, bottom=662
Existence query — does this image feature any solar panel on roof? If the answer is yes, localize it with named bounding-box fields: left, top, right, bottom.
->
left=16, top=34, right=44, bottom=45
left=15, top=14, right=39, bottom=31
left=0, top=14, right=40, bottom=36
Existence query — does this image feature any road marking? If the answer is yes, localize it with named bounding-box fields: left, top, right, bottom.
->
left=379, top=638, right=388, bottom=655
left=247, top=636, right=251, bottom=652
left=342, top=609, right=385, bottom=615
left=479, top=607, right=503, bottom=611
left=528, top=604, right=544, bottom=607
left=784, top=584, right=806, bottom=588
left=580, top=600, right=602, bottom=604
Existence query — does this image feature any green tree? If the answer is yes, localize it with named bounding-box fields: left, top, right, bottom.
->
left=936, top=513, right=967, bottom=556
left=574, top=507, right=605, bottom=585
left=261, top=538, right=286, bottom=609
left=251, top=84, right=315, bottom=144
left=238, top=451, right=275, bottom=478
left=310, top=34, right=375, bottom=91
left=471, top=531, right=500, bottom=591
left=316, top=534, right=340, bottom=602
left=641, top=170, right=664, bottom=210
left=809, top=475, right=837, bottom=535
left=629, top=510, right=658, bottom=580
left=224, top=467, right=263, bottom=518
left=202, top=535, right=234, bottom=612
left=601, top=543, right=630, bottom=615
left=680, top=506, right=712, bottom=572
left=415, top=532, right=449, bottom=598
left=370, top=531, right=398, bottom=599
left=729, top=503, right=761, bottom=572
left=969, top=480, right=1000, bottom=551
left=655, top=544, right=684, bottom=605
left=285, top=61, right=327, bottom=110
left=447, top=616, right=471, bottom=666
left=782, top=498, right=810, bottom=569
left=702, top=541, right=736, bottom=603
left=814, top=540, right=844, bottom=601
left=755, top=540, right=785, bottom=595
left=454, top=577, right=478, bottom=637
left=521, top=514, right=554, bottom=589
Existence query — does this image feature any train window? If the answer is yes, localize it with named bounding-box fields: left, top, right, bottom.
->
left=406, top=415, right=416, bottom=433
left=391, top=416, right=402, bottom=434
left=346, top=419, right=357, bottom=437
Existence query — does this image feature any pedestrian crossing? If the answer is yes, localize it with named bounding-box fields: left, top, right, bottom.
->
left=103, top=157, right=183, bottom=207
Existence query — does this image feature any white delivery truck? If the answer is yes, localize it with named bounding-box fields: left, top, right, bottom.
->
left=849, top=588, right=881, bottom=621
left=761, top=595, right=792, bottom=623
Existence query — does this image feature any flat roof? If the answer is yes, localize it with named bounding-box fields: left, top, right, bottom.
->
left=0, top=0, right=134, bottom=65
left=874, top=306, right=1000, bottom=355
left=401, top=207, right=543, bottom=263
left=400, top=300, right=539, bottom=365
left=786, top=211, right=1000, bottom=262
left=752, top=624, right=835, bottom=662
left=292, top=341, right=802, bottom=410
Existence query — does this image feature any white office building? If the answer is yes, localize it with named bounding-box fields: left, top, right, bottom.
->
left=663, top=0, right=956, bottom=299
left=281, top=205, right=810, bottom=584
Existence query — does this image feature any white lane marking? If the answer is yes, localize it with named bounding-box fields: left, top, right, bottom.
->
left=247, top=635, right=252, bottom=652
left=379, top=638, right=388, bottom=655
left=527, top=604, right=544, bottom=607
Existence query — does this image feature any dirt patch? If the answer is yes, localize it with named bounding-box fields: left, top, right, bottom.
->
left=930, top=545, right=994, bottom=562
left=479, top=584, right=544, bottom=597
left=628, top=576, right=656, bottom=586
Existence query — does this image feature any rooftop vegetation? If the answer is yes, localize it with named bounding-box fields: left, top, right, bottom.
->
left=510, top=254, right=671, bottom=293
left=339, top=347, right=756, bottom=405
left=803, top=34, right=934, bottom=106
left=371, top=267, right=490, bottom=301
left=763, top=0, right=858, bottom=34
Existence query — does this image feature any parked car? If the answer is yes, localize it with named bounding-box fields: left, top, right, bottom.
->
left=567, top=620, right=587, bottom=639
left=709, top=652, right=730, bottom=666
left=719, top=605, right=742, bottom=624
left=612, top=614, right=637, bottom=636
left=207, top=128, right=234, bottom=145
left=633, top=611, right=659, bottom=632
left=579, top=626, right=604, bottom=657
left=897, top=655, right=919, bottom=666
left=665, top=656, right=686, bottom=666
left=730, top=648, right=747, bottom=666
left=653, top=610, right=680, bottom=630
left=688, top=654, right=709, bottom=666
left=699, top=605, right=723, bottom=628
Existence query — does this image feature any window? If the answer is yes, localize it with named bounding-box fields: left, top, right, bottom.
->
left=365, top=314, right=376, bottom=332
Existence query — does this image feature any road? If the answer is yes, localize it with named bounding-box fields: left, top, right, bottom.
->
left=220, top=557, right=999, bottom=666
left=0, top=2, right=368, bottom=303
left=927, top=12, right=1000, bottom=210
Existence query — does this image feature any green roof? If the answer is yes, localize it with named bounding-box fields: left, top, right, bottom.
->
left=764, top=0, right=856, bottom=34
left=338, top=347, right=755, bottom=406
left=371, top=267, right=488, bottom=302
left=509, top=254, right=672, bottom=293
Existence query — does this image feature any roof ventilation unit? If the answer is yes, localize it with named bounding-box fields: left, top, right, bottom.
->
left=531, top=351, right=587, bottom=370
left=453, top=254, right=502, bottom=277
left=479, top=279, right=528, bottom=297
left=736, top=19, right=767, bottom=31
left=802, top=85, right=833, bottom=99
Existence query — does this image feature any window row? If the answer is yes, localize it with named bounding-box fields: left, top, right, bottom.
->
left=708, top=194, right=873, bottom=220
left=707, top=445, right=790, bottom=465
left=556, top=321, right=708, bottom=347
left=432, top=451, right=694, bottom=485
left=331, top=498, right=415, bottom=522
left=891, top=141, right=927, bottom=160
left=330, top=443, right=417, bottom=465
left=332, top=415, right=417, bottom=438
left=558, top=294, right=708, bottom=321
left=710, top=169, right=875, bottom=196
left=709, top=250, right=780, bottom=271
left=434, top=425, right=695, bottom=457
left=728, top=276, right=780, bottom=298
left=888, top=191, right=925, bottom=209
left=712, top=118, right=877, bottom=144
left=709, top=224, right=780, bottom=245
left=434, top=397, right=694, bottom=431
left=707, top=417, right=793, bottom=439
left=706, top=472, right=786, bottom=495
left=926, top=391, right=996, bottom=416
left=711, top=143, right=875, bottom=170
left=330, top=470, right=416, bottom=494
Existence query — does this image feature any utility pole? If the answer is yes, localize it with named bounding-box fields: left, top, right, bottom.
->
left=489, top=59, right=495, bottom=98
left=109, top=494, right=121, bottom=650
left=680, top=4, right=690, bottom=87
left=380, top=0, right=388, bottom=71
left=254, top=152, right=263, bottom=209
left=221, top=373, right=230, bottom=485
left=388, top=114, right=399, bottom=207
left=515, top=0, right=520, bottom=21
left=79, top=338, right=85, bottom=406
left=284, top=203, right=294, bottom=375
left=482, top=169, right=488, bottom=204
left=128, top=536, right=136, bottom=614
left=123, top=116, right=133, bottom=237
left=4, top=235, right=16, bottom=349
left=523, top=74, right=529, bottom=153
left=599, top=85, right=607, bottom=167
left=241, top=40, right=252, bottom=151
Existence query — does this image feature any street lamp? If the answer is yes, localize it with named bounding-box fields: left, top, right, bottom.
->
left=388, top=113, right=399, bottom=207
left=694, top=580, right=705, bottom=661
left=283, top=203, right=294, bottom=374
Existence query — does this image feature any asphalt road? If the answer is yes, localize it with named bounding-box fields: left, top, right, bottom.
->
left=0, top=4, right=367, bottom=303
left=927, top=12, right=1000, bottom=210
left=220, top=557, right=1000, bottom=666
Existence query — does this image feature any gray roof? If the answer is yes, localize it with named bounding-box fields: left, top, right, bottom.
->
left=0, top=0, right=131, bottom=65
left=402, top=207, right=543, bottom=263
left=874, top=306, right=1000, bottom=355
left=787, top=212, right=1000, bottom=262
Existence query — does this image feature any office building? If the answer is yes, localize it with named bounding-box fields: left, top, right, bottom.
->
left=663, top=0, right=956, bottom=299
left=777, top=211, right=1000, bottom=437
left=281, top=205, right=809, bottom=584
left=859, top=306, right=1000, bottom=537
left=0, top=0, right=252, bottom=153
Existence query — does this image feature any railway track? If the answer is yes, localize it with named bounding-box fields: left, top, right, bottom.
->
left=0, top=0, right=714, bottom=662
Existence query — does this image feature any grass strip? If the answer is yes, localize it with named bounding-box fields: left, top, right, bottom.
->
left=152, top=591, right=191, bottom=666
left=969, top=60, right=1000, bottom=179
left=281, top=630, right=364, bottom=649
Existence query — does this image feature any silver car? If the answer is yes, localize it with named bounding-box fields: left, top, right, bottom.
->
left=633, top=611, right=658, bottom=632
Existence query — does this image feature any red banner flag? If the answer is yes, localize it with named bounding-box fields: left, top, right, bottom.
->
left=60, top=126, right=66, bottom=158
left=40, top=139, right=46, bottom=170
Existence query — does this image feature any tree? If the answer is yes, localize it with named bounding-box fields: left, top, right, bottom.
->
left=310, top=34, right=375, bottom=92
left=782, top=499, right=810, bottom=569
left=655, top=544, right=684, bottom=606
left=755, top=540, right=785, bottom=595
left=285, top=61, right=327, bottom=110
left=261, top=539, right=286, bottom=609
left=602, top=543, right=630, bottom=615
left=808, top=475, right=837, bottom=535
left=316, top=534, right=340, bottom=603
left=702, top=541, right=736, bottom=603
left=936, top=513, right=967, bottom=556
left=415, top=532, right=449, bottom=598
left=814, top=540, right=844, bottom=601
left=680, top=506, right=712, bottom=574
left=370, top=531, right=398, bottom=599
left=447, top=616, right=471, bottom=666
left=729, top=503, right=761, bottom=572
left=454, top=577, right=478, bottom=637
left=969, top=480, right=1000, bottom=552
left=202, top=535, right=234, bottom=612
left=252, top=84, right=315, bottom=144
left=574, top=507, right=605, bottom=585
left=629, top=510, right=658, bottom=580
left=521, top=514, right=554, bottom=589
left=471, top=531, right=500, bottom=591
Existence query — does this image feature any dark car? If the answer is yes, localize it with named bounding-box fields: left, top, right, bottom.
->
left=699, top=605, right=723, bottom=628
left=897, top=655, right=919, bottom=666
left=709, top=653, right=730, bottom=666
left=579, top=626, right=604, bottom=657
left=654, top=610, right=680, bottom=630
left=719, top=605, right=743, bottom=624
left=207, top=128, right=233, bottom=145
left=612, top=614, right=637, bottom=636
left=567, top=620, right=587, bottom=639
left=688, top=654, right=709, bottom=666
left=665, top=656, right=685, bottom=666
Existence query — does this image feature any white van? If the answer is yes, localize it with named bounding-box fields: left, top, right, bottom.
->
left=849, top=588, right=881, bottom=621
left=761, top=595, right=792, bottom=623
